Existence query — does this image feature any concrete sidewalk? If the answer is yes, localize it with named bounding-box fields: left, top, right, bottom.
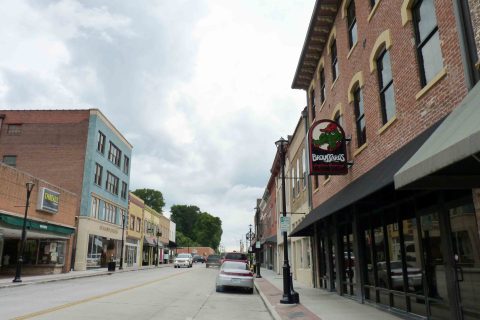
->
left=255, top=268, right=402, bottom=320
left=0, top=264, right=172, bottom=289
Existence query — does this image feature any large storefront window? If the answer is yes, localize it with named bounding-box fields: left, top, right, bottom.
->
left=340, top=224, right=356, bottom=297
left=87, top=235, right=121, bottom=268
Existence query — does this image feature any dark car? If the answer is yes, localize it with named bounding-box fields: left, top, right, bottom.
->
left=206, top=255, right=221, bottom=268
left=220, top=252, right=248, bottom=265
left=193, top=255, right=206, bottom=263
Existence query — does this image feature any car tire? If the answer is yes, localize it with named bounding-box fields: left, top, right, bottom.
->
left=216, top=285, right=223, bottom=292
left=247, top=288, right=254, bottom=294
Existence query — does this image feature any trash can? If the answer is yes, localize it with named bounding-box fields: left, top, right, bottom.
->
left=108, top=261, right=116, bottom=271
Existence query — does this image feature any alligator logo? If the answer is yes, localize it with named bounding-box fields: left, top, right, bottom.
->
left=312, top=122, right=343, bottom=152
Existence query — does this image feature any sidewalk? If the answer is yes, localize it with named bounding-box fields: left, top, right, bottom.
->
left=0, top=264, right=172, bottom=289
left=255, top=268, right=402, bottom=320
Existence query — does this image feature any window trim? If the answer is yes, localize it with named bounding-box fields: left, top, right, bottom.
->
left=94, top=163, right=103, bottom=186
left=353, top=86, right=367, bottom=147
left=97, top=131, right=106, bottom=154
left=331, top=39, right=339, bottom=82
left=105, top=171, right=119, bottom=195
left=346, top=0, right=357, bottom=49
left=377, top=49, right=395, bottom=125
left=108, top=142, right=122, bottom=167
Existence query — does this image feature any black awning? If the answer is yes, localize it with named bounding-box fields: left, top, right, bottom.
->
left=262, top=234, right=277, bottom=244
left=168, top=241, right=177, bottom=248
left=290, top=120, right=442, bottom=237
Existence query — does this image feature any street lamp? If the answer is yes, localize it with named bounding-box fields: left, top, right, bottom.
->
left=275, top=137, right=296, bottom=304
left=156, top=230, right=162, bottom=267
left=119, top=212, right=126, bottom=270
left=255, top=206, right=262, bottom=278
left=13, top=182, right=35, bottom=283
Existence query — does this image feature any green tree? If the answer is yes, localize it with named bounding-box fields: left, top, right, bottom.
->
left=132, top=188, right=165, bottom=213
left=194, top=213, right=222, bottom=250
left=170, top=205, right=201, bottom=238
left=176, top=231, right=199, bottom=247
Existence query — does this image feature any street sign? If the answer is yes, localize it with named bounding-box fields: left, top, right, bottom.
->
left=256, top=242, right=260, bottom=249
left=280, top=216, right=291, bottom=233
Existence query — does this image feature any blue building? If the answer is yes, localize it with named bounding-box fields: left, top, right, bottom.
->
left=74, top=109, right=133, bottom=271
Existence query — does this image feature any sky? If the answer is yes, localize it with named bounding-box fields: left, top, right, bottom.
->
left=0, top=0, right=312, bottom=251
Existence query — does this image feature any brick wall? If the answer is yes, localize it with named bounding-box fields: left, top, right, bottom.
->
left=0, top=110, right=90, bottom=209
left=307, top=0, right=468, bottom=209
left=0, top=163, right=78, bottom=271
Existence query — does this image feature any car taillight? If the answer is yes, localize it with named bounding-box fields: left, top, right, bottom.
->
left=221, top=271, right=253, bottom=277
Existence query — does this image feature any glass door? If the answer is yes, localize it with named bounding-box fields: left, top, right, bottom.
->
left=448, top=201, right=480, bottom=320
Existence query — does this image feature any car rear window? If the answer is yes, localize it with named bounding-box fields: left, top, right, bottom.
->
left=223, top=261, right=248, bottom=270
left=207, top=255, right=220, bottom=260
left=178, top=254, right=191, bottom=258
left=225, top=253, right=247, bottom=260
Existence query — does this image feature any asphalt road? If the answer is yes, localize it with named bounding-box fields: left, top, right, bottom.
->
left=0, top=263, right=272, bottom=320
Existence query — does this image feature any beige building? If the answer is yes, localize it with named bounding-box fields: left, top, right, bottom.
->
left=127, top=193, right=144, bottom=268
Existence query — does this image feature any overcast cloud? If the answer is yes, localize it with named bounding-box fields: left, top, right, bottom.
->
left=0, top=0, right=311, bottom=251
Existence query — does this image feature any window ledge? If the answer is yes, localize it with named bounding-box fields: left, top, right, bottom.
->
left=368, top=0, right=382, bottom=22
left=377, top=115, right=397, bottom=135
left=322, top=177, right=331, bottom=186
left=415, top=68, right=447, bottom=100
left=353, top=142, right=368, bottom=157
left=347, top=42, right=358, bottom=60
left=331, top=77, right=339, bottom=91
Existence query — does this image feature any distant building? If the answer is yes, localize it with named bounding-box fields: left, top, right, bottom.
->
left=176, top=247, right=215, bottom=257
left=0, top=109, right=132, bottom=271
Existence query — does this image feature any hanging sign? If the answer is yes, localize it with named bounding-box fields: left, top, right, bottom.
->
left=37, top=187, right=60, bottom=214
left=309, top=119, right=348, bottom=175
left=280, top=216, right=290, bottom=233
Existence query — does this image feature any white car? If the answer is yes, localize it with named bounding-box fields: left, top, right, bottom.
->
left=174, top=253, right=193, bottom=268
left=216, top=261, right=254, bottom=293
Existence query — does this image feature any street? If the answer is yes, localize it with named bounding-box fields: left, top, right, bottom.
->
left=0, top=264, right=271, bottom=320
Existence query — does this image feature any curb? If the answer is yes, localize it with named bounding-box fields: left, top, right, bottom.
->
left=0, top=264, right=172, bottom=289
left=254, top=280, right=282, bottom=320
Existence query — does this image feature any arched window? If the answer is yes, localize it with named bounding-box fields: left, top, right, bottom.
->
left=320, top=68, right=326, bottom=104
left=347, top=1, right=357, bottom=49
left=353, top=86, right=366, bottom=147
left=377, top=49, right=395, bottom=124
left=412, top=0, right=443, bottom=86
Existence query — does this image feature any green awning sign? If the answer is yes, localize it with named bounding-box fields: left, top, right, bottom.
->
left=37, top=187, right=60, bottom=214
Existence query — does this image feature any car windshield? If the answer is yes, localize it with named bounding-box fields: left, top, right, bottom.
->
left=225, top=253, right=247, bottom=260
left=177, top=254, right=191, bottom=258
left=222, top=261, right=248, bottom=270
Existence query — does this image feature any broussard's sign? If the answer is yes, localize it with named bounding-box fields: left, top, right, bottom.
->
left=37, top=187, right=60, bottom=214
left=309, top=119, right=349, bottom=175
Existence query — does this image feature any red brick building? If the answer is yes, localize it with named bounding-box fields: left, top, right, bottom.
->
left=176, top=247, right=215, bottom=257
left=0, top=163, right=78, bottom=275
left=287, top=1, right=479, bottom=319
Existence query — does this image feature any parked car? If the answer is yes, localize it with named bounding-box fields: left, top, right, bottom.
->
left=220, top=252, right=248, bottom=265
left=216, top=261, right=254, bottom=293
left=193, top=255, right=206, bottom=263
left=206, top=255, right=221, bottom=268
left=174, top=253, right=193, bottom=268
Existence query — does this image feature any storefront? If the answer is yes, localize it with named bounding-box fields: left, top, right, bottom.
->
left=125, top=238, right=140, bottom=268
left=0, top=213, right=75, bottom=275
left=142, top=236, right=157, bottom=266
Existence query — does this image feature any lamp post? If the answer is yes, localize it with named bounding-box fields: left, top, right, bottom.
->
left=275, top=137, right=294, bottom=304
left=156, top=231, right=162, bottom=267
left=119, top=212, right=126, bottom=270
left=13, top=182, right=35, bottom=283
left=255, top=206, right=262, bottom=278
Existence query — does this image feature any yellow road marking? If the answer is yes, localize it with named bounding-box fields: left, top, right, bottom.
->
left=12, top=270, right=191, bottom=320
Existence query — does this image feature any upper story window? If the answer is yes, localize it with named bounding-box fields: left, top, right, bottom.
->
left=103, top=203, right=116, bottom=224
left=121, top=181, right=128, bottom=199
left=347, top=1, right=357, bottom=49
left=91, top=197, right=99, bottom=219
left=123, top=155, right=130, bottom=175
left=413, top=0, right=443, bottom=86
left=108, top=142, right=122, bottom=167
left=94, top=163, right=103, bottom=186
left=310, top=89, right=316, bottom=121
left=353, top=86, right=367, bottom=147
left=331, top=39, right=339, bottom=81
left=319, top=68, right=326, bottom=104
left=291, top=168, right=295, bottom=198
left=106, top=171, right=119, bottom=195
left=97, top=131, right=106, bottom=154
left=136, top=218, right=141, bottom=232
left=2, top=155, right=16, bottom=167
left=7, top=124, right=22, bottom=135
left=377, top=49, right=396, bottom=124
left=302, top=149, right=307, bottom=188
left=334, top=110, right=343, bottom=127
left=130, top=215, right=135, bottom=230
left=296, top=158, right=300, bottom=196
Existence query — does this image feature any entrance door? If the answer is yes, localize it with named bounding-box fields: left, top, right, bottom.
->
left=448, top=202, right=480, bottom=320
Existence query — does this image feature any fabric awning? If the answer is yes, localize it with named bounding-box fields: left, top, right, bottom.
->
left=395, top=83, right=480, bottom=189
left=290, top=121, right=442, bottom=237
left=168, top=241, right=177, bottom=248
left=143, top=236, right=157, bottom=246
left=0, top=213, right=75, bottom=236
